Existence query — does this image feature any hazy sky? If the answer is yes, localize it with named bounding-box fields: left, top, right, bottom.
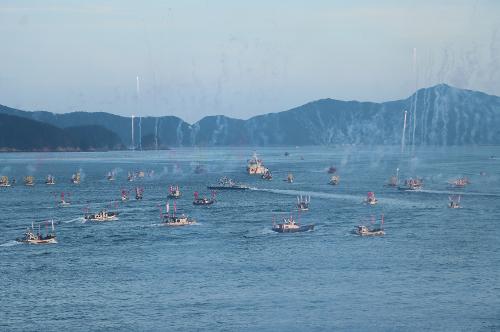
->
left=0, top=0, right=499, bottom=123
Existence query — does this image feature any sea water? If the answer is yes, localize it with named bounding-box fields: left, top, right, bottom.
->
left=0, top=146, right=499, bottom=331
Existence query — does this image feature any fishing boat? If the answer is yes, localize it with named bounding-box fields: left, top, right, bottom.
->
left=136, top=171, right=145, bottom=178
left=17, top=221, right=57, bottom=244
left=24, top=176, right=35, bottom=186
left=58, top=192, right=70, bottom=207
left=353, top=215, right=385, bottom=236
left=127, top=172, right=134, bottom=182
left=121, top=189, right=129, bottom=201
left=261, top=170, right=272, bottom=180
left=386, top=168, right=400, bottom=187
left=107, top=171, right=116, bottom=181
left=449, top=177, right=470, bottom=188
left=45, top=175, right=55, bottom=185
left=272, top=215, right=314, bottom=233
left=398, top=178, right=423, bottom=191
left=247, top=152, right=269, bottom=175
left=387, top=175, right=398, bottom=187
left=161, top=202, right=196, bottom=226
left=194, top=164, right=206, bottom=174
left=71, top=172, right=81, bottom=184
left=193, top=191, right=215, bottom=206
left=353, top=225, right=385, bottom=236
left=296, top=195, right=310, bottom=211
left=364, top=192, right=378, bottom=205
left=84, top=209, right=119, bottom=222
left=0, top=176, right=11, bottom=187
left=327, top=166, right=337, bottom=174
left=329, top=175, right=340, bottom=185
left=286, top=173, right=294, bottom=183
left=168, top=185, right=182, bottom=199
left=448, top=195, right=462, bottom=209
left=207, top=177, right=249, bottom=190
left=135, top=187, right=144, bottom=200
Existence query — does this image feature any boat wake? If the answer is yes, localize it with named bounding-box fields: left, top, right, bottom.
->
left=259, top=227, right=275, bottom=235
left=250, top=187, right=363, bottom=202
left=418, top=189, right=500, bottom=197
left=61, top=217, right=84, bottom=224
left=251, top=187, right=428, bottom=208
left=0, top=240, right=20, bottom=247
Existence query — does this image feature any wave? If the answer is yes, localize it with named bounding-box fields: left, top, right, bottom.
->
left=0, top=240, right=21, bottom=247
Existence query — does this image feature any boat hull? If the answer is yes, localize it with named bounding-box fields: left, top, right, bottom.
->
left=357, top=230, right=385, bottom=236
left=193, top=201, right=214, bottom=206
left=272, top=224, right=314, bottom=233
left=164, top=221, right=196, bottom=227
left=17, top=238, right=57, bottom=244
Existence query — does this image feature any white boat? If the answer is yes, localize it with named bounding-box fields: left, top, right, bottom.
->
left=386, top=168, right=400, bottom=187
left=448, top=195, right=462, bottom=209
left=272, top=215, right=314, bottom=233
left=193, top=191, right=215, bottom=205
left=448, top=177, right=470, bottom=188
left=17, top=221, right=57, bottom=244
left=168, top=185, right=182, bottom=198
left=163, top=215, right=196, bottom=226
left=135, top=187, right=144, bottom=200
left=398, top=178, right=423, bottom=191
left=0, top=176, right=11, bottom=187
left=353, top=215, right=385, bottom=236
left=58, top=192, right=70, bottom=207
left=161, top=201, right=196, bottom=226
left=84, top=209, right=119, bottom=222
left=121, top=189, right=129, bottom=201
left=127, top=172, right=134, bottom=182
left=354, top=225, right=385, bottom=236
left=296, top=195, right=310, bottom=211
left=107, top=171, right=116, bottom=181
left=71, top=172, right=81, bottom=184
left=364, top=192, right=378, bottom=205
left=24, top=176, right=35, bottom=186
left=329, top=175, right=340, bottom=185
left=45, top=175, right=56, bottom=185
left=247, top=152, right=269, bottom=175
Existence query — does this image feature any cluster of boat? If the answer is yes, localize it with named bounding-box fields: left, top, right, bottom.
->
left=9, top=152, right=478, bottom=244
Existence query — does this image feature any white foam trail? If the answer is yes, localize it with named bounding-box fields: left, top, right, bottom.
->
left=252, top=187, right=364, bottom=202
left=251, top=187, right=429, bottom=208
left=260, top=228, right=275, bottom=235
left=419, top=189, right=500, bottom=197
left=0, top=240, right=20, bottom=247
left=61, top=217, right=83, bottom=224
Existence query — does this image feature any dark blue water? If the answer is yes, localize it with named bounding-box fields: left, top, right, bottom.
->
left=1, top=147, right=499, bottom=331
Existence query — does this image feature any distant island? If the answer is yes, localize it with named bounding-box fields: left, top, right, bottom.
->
left=1, top=84, right=499, bottom=151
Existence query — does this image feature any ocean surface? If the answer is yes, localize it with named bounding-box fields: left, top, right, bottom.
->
left=1, top=146, right=499, bottom=331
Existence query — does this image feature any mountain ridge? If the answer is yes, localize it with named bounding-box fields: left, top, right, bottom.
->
left=1, top=83, right=499, bottom=147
